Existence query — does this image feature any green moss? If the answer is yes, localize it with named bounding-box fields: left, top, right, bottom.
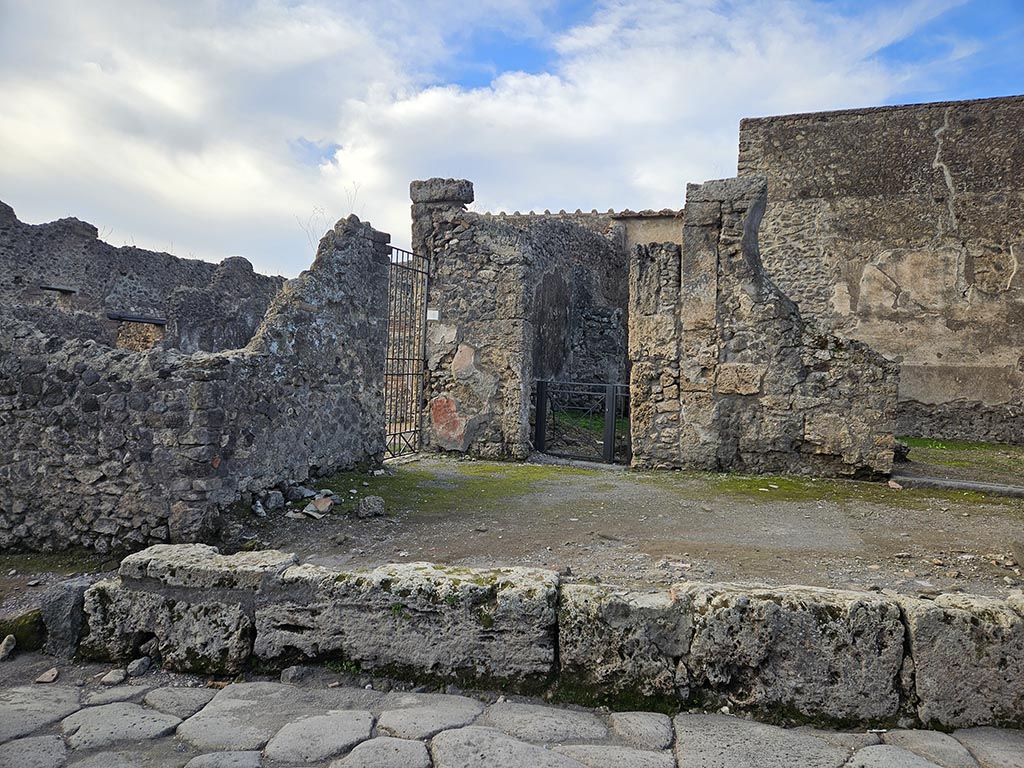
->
left=315, top=460, right=597, bottom=517
left=0, top=549, right=111, bottom=575
left=899, top=436, right=1024, bottom=478
left=0, top=609, right=45, bottom=651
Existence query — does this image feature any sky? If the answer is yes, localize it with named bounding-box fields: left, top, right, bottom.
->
left=1, top=0, right=1022, bottom=276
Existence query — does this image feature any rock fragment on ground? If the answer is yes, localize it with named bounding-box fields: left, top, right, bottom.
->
left=0, top=634, right=14, bottom=661
left=356, top=495, right=385, bottom=518
left=34, top=667, right=59, bottom=684
left=101, top=668, right=128, bottom=685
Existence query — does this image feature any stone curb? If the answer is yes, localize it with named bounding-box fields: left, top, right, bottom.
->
left=77, top=545, right=1024, bottom=730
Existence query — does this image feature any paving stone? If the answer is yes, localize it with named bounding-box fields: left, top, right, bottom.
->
left=884, top=730, right=980, bottom=768
left=952, top=728, right=1024, bottom=768
left=331, top=736, right=432, bottom=768
left=609, top=711, right=674, bottom=750
left=85, top=683, right=152, bottom=706
left=482, top=701, right=608, bottom=743
left=847, top=745, right=945, bottom=767
left=554, top=743, right=676, bottom=767
left=795, top=726, right=881, bottom=751
left=0, top=685, right=81, bottom=743
left=184, top=752, right=262, bottom=768
left=143, top=686, right=216, bottom=720
left=430, top=726, right=587, bottom=767
left=177, top=682, right=382, bottom=751
left=377, top=693, right=484, bottom=739
left=0, top=734, right=66, bottom=768
left=60, top=702, right=181, bottom=750
left=262, top=710, right=374, bottom=763
left=65, top=753, right=137, bottom=768
left=673, top=714, right=848, bottom=768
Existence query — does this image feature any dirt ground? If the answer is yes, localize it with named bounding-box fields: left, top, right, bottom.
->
left=2, top=442, right=1022, bottom=624
left=242, top=452, right=1023, bottom=599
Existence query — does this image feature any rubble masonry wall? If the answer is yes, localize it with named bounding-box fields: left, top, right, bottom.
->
left=0, top=216, right=389, bottom=553
left=629, top=178, right=898, bottom=476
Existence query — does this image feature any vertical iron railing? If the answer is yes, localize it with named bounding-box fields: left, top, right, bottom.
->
left=533, top=380, right=631, bottom=464
left=384, top=245, right=429, bottom=457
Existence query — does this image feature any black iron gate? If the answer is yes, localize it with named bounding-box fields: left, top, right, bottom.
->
left=533, top=380, right=631, bottom=464
left=384, top=245, right=429, bottom=457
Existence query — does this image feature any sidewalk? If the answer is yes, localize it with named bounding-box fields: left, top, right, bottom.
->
left=1, top=653, right=1021, bottom=768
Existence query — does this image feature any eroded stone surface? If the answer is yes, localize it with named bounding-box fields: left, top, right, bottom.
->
left=120, top=544, right=296, bottom=590
left=608, top=712, right=674, bottom=751
left=262, top=710, right=373, bottom=763
left=0, top=734, right=66, bottom=768
left=482, top=702, right=608, bottom=743
left=184, top=753, right=262, bottom=768
left=143, top=687, right=216, bottom=719
left=332, top=736, right=432, bottom=768
left=884, top=730, right=980, bottom=768
left=553, top=744, right=675, bottom=768
left=177, top=682, right=382, bottom=752
left=255, top=562, right=559, bottom=682
left=0, top=685, right=81, bottom=743
left=430, top=726, right=587, bottom=767
left=847, top=745, right=945, bottom=768
left=900, top=595, right=1024, bottom=728
left=673, top=714, right=848, bottom=768
left=952, top=728, right=1024, bottom=768
left=60, top=702, right=180, bottom=750
left=377, top=693, right=484, bottom=739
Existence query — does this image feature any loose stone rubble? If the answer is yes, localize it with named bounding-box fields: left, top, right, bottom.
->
left=70, top=544, right=1024, bottom=729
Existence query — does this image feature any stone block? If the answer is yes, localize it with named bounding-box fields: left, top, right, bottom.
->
left=558, top=584, right=692, bottom=702
left=119, top=543, right=297, bottom=590
left=716, top=363, right=767, bottom=395
left=681, top=582, right=905, bottom=723
left=80, top=578, right=255, bottom=674
left=410, top=178, right=474, bottom=204
left=900, top=593, right=1024, bottom=728
left=254, top=562, right=559, bottom=682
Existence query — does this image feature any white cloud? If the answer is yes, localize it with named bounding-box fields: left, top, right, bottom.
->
left=0, top=0, right=975, bottom=275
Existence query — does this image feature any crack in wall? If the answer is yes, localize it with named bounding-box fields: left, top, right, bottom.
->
left=931, top=106, right=960, bottom=238
left=1007, top=244, right=1019, bottom=292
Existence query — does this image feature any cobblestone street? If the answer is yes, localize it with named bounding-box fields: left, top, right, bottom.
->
left=1, top=653, right=1022, bottom=768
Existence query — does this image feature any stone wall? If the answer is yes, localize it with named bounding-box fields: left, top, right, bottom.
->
left=76, top=544, right=1024, bottom=729
left=411, top=180, right=632, bottom=458
left=629, top=178, right=898, bottom=476
left=0, top=215, right=389, bottom=553
left=0, top=200, right=285, bottom=353
left=737, top=95, right=1024, bottom=442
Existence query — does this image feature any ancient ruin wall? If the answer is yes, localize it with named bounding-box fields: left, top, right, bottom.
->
left=411, top=179, right=630, bottom=458
left=629, top=178, right=898, bottom=477
left=0, top=200, right=285, bottom=353
left=0, top=215, right=389, bottom=553
left=738, top=95, right=1024, bottom=442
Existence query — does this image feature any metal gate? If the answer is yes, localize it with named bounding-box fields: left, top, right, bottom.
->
left=384, top=244, right=429, bottom=457
left=533, top=380, right=631, bottom=464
